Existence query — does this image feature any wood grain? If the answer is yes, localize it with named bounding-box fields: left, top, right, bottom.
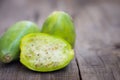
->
left=0, top=0, right=120, bottom=80
left=75, top=1, right=120, bottom=80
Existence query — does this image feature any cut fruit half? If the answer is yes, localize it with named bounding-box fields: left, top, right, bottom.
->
left=20, top=33, right=74, bottom=72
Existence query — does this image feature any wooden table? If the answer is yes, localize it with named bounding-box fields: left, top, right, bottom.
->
left=0, top=0, right=120, bottom=80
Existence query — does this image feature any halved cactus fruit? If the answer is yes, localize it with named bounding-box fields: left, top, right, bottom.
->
left=41, top=11, right=76, bottom=48
left=0, top=21, right=40, bottom=63
left=20, top=33, right=74, bottom=72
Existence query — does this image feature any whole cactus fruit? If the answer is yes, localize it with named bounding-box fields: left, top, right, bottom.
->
left=41, top=11, right=76, bottom=48
left=0, top=21, right=40, bottom=63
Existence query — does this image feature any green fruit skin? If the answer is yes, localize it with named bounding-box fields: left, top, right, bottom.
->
left=0, top=21, right=40, bottom=63
left=41, top=11, right=76, bottom=48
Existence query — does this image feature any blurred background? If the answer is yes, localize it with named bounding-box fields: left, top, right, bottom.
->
left=0, top=0, right=120, bottom=46
left=0, top=0, right=120, bottom=80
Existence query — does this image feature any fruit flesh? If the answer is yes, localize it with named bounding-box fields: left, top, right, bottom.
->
left=20, top=33, right=74, bottom=72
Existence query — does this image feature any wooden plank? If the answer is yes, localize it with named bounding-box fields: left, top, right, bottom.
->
left=75, top=1, right=120, bottom=80
left=0, top=59, right=79, bottom=80
left=0, top=0, right=80, bottom=80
